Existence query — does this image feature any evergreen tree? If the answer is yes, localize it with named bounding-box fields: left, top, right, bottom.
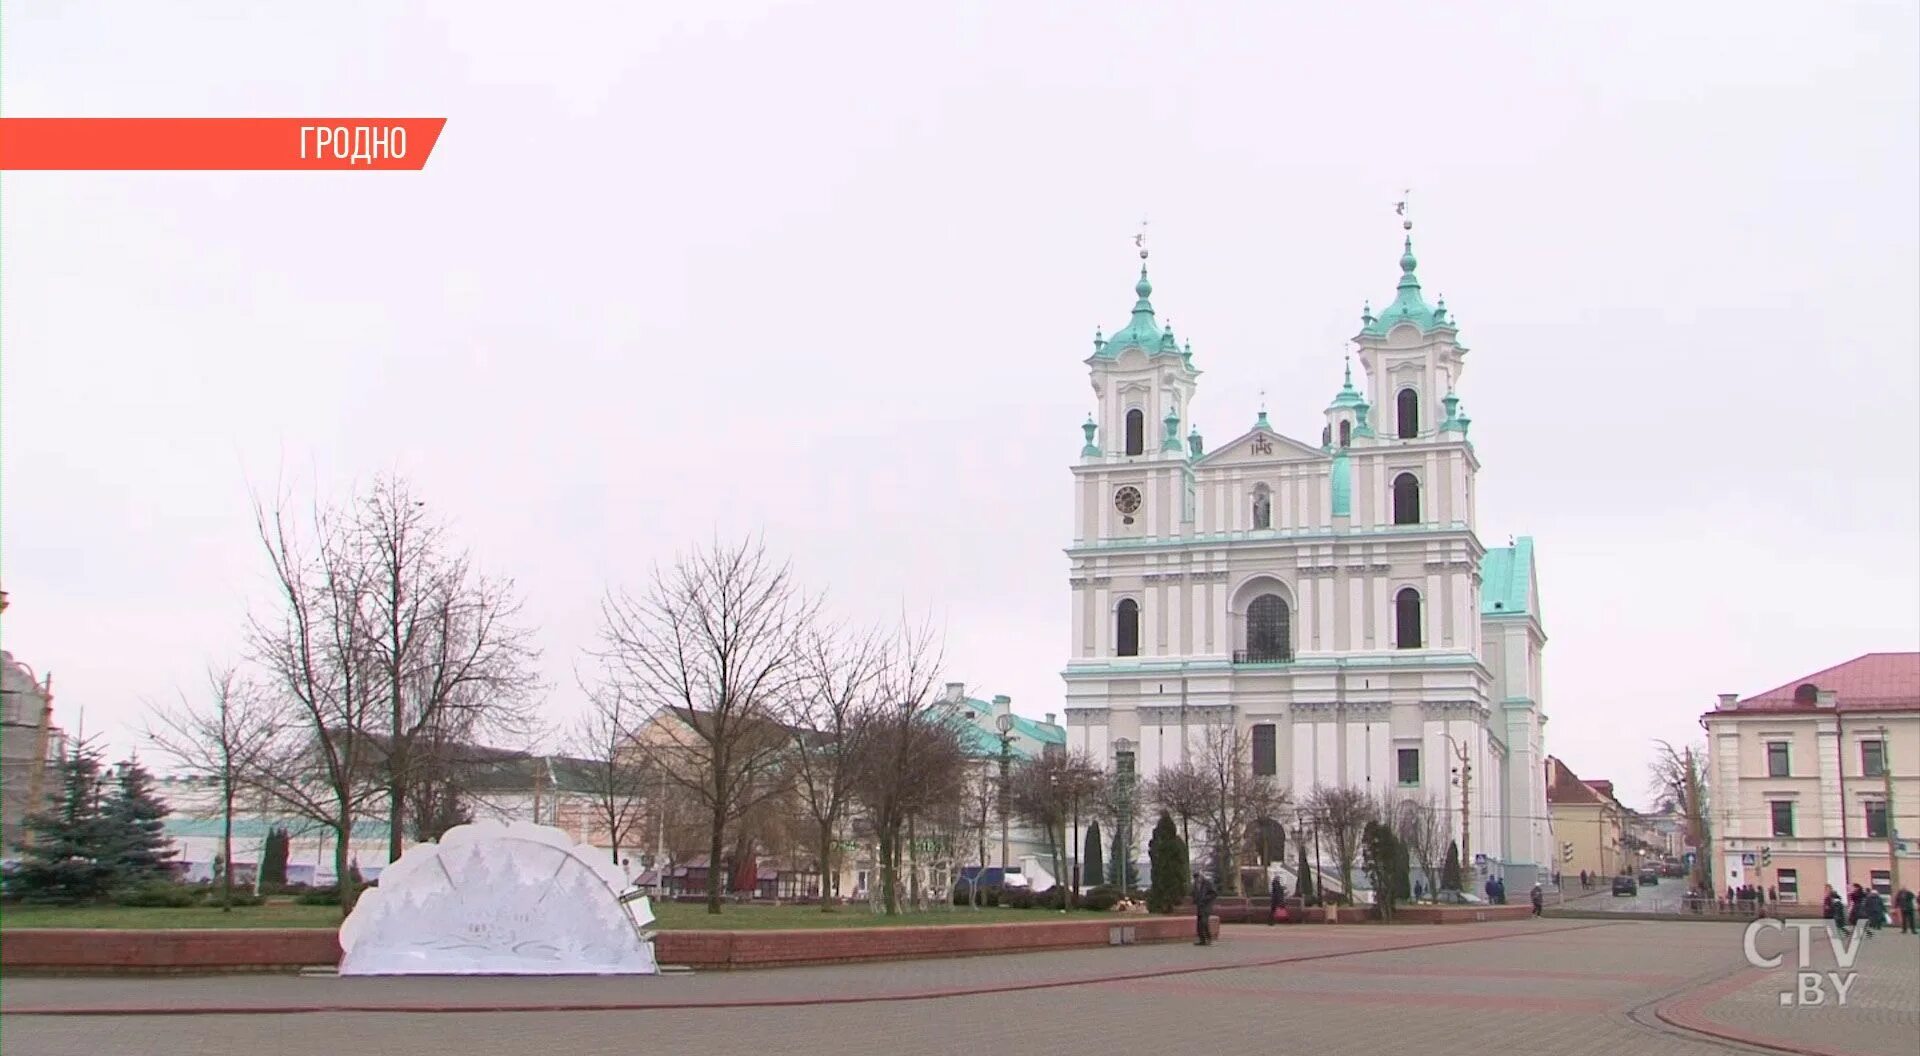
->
left=13, top=740, right=117, bottom=904
left=1362, top=821, right=1402, bottom=918
left=1082, top=820, right=1104, bottom=890
left=1296, top=843, right=1317, bottom=905
left=1146, top=810, right=1189, bottom=913
left=102, top=756, right=174, bottom=886
left=260, top=827, right=291, bottom=887
left=1442, top=839, right=1463, bottom=892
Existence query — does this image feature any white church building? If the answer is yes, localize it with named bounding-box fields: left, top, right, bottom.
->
left=1062, top=222, right=1552, bottom=890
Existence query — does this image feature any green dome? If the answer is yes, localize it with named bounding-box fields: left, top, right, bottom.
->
left=1326, top=359, right=1366, bottom=411
left=1094, top=257, right=1185, bottom=361
left=1360, top=235, right=1454, bottom=338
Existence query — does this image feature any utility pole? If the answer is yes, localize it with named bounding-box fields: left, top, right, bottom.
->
left=996, top=714, right=1013, bottom=873
left=1880, top=726, right=1901, bottom=893
left=1444, top=731, right=1472, bottom=867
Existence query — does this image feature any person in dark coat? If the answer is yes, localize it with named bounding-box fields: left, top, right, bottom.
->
left=1191, top=872, right=1217, bottom=946
left=1529, top=883, right=1544, bottom=916
left=1268, top=874, right=1286, bottom=926
left=1896, top=887, right=1917, bottom=934
left=1824, top=886, right=1847, bottom=935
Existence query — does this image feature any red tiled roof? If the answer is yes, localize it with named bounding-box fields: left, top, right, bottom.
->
left=1729, top=652, right=1920, bottom=713
left=1584, top=779, right=1615, bottom=799
left=1546, top=757, right=1612, bottom=807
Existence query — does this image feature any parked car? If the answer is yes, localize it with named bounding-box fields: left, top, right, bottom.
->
left=1611, top=875, right=1637, bottom=896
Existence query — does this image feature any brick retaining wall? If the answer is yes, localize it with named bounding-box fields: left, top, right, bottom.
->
left=0, top=928, right=343, bottom=973
left=1, top=916, right=1216, bottom=974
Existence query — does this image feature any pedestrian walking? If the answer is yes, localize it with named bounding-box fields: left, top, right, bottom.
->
left=1824, top=885, right=1847, bottom=936
left=1191, top=872, right=1217, bottom=946
left=1268, top=874, right=1285, bottom=926
left=1529, top=883, right=1544, bottom=916
left=1896, top=887, right=1916, bottom=935
left=1866, top=889, right=1888, bottom=934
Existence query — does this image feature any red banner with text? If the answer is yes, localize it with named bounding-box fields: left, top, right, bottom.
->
left=0, top=118, right=447, bottom=170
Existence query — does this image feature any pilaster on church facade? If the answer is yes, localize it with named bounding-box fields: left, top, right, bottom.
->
left=1062, top=221, right=1552, bottom=889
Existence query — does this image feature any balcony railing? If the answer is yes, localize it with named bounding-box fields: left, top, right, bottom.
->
left=1232, top=649, right=1294, bottom=666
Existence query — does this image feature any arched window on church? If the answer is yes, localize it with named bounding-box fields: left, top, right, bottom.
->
left=1338, top=420, right=1352, bottom=448
left=1116, top=598, right=1140, bottom=657
left=1251, top=484, right=1272, bottom=530
left=1245, top=594, right=1291, bottom=662
left=1124, top=409, right=1145, bottom=456
left=1392, top=473, right=1421, bottom=525
left=1321, top=424, right=1332, bottom=448
left=1397, top=389, right=1419, bottom=439
left=1394, top=588, right=1423, bottom=649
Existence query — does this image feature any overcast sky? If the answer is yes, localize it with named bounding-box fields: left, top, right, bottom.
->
left=3, top=2, right=1916, bottom=808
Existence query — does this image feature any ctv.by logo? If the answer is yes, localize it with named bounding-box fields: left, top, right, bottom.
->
left=1742, top=918, right=1865, bottom=1007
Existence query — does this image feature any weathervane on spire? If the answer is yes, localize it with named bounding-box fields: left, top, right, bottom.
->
left=1394, top=189, right=1412, bottom=232
left=1134, top=218, right=1150, bottom=260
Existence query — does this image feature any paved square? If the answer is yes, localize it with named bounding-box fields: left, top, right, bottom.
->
left=5, top=921, right=1915, bottom=1056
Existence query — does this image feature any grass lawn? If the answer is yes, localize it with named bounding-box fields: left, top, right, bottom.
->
left=0, top=899, right=1119, bottom=931
left=0, top=900, right=342, bottom=930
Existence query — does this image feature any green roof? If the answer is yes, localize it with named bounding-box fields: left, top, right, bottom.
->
left=946, top=699, right=1065, bottom=761
left=1481, top=538, right=1536, bottom=618
left=1006, top=713, right=1066, bottom=747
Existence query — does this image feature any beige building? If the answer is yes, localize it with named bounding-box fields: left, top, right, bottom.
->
left=1546, top=756, right=1626, bottom=880
left=1705, top=652, right=1918, bottom=902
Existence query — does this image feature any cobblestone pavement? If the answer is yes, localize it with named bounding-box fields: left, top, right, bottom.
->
left=1671, top=925, right=1920, bottom=1056
left=6, top=920, right=1915, bottom=1056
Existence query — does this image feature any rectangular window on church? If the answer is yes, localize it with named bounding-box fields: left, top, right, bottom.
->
left=1397, top=748, right=1421, bottom=786
left=1252, top=724, right=1276, bottom=776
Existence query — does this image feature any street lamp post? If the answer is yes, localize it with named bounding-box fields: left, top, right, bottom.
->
left=995, top=714, right=1014, bottom=876
left=1879, top=726, right=1901, bottom=893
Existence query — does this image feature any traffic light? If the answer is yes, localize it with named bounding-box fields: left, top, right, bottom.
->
left=1760, top=846, right=1772, bottom=868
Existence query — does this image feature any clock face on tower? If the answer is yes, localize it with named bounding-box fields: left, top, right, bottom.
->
left=1113, top=486, right=1142, bottom=518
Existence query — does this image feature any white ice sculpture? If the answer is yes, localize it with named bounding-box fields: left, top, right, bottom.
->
left=338, top=820, right=658, bottom=976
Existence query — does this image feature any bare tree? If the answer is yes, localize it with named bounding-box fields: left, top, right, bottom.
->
left=1196, top=724, right=1286, bottom=895
left=1144, top=759, right=1212, bottom=850
left=784, top=623, right=885, bottom=909
left=1005, top=749, right=1103, bottom=898
left=1392, top=796, right=1445, bottom=898
left=1303, top=785, right=1375, bottom=898
left=1650, top=740, right=1712, bottom=891
left=245, top=488, right=385, bottom=916
left=144, top=664, right=279, bottom=910
left=567, top=681, right=654, bottom=866
left=845, top=619, right=969, bottom=915
left=356, top=476, right=541, bottom=863
left=591, top=537, right=818, bottom=915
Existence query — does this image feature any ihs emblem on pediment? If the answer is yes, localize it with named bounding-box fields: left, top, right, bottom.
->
left=1251, top=436, right=1273, bottom=455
